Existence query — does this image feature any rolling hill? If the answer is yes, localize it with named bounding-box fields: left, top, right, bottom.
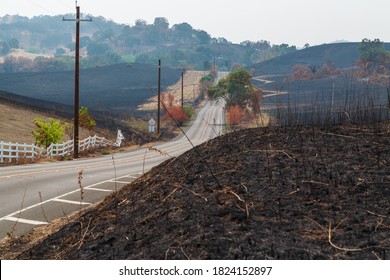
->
left=0, top=62, right=182, bottom=115
left=1, top=34, right=390, bottom=261
left=249, top=43, right=362, bottom=75
left=248, top=43, right=390, bottom=126
left=0, top=14, right=297, bottom=71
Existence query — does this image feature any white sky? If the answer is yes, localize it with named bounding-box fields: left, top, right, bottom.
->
left=1, top=0, right=389, bottom=47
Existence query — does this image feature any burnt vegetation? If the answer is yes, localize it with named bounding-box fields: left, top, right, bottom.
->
left=1, top=124, right=389, bottom=260
left=1, top=39, right=390, bottom=259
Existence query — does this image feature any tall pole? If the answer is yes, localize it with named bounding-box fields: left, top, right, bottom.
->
left=181, top=71, right=184, bottom=108
left=74, top=6, right=80, bottom=159
left=157, top=59, right=161, bottom=135
left=63, top=6, right=92, bottom=159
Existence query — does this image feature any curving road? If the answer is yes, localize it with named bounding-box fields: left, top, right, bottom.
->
left=0, top=98, right=226, bottom=239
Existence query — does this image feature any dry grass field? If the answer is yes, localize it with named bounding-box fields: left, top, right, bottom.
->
left=138, top=70, right=206, bottom=111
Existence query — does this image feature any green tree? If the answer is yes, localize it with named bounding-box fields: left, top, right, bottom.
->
left=195, top=30, right=211, bottom=44
left=32, top=118, right=66, bottom=148
left=87, top=42, right=110, bottom=56
left=153, top=17, right=169, bottom=30
left=79, top=107, right=96, bottom=134
left=0, top=42, right=10, bottom=55
left=358, top=38, right=388, bottom=63
left=134, top=19, right=147, bottom=28
left=208, top=68, right=254, bottom=107
left=55, top=47, right=66, bottom=56
left=8, top=38, right=19, bottom=49
left=208, top=68, right=262, bottom=116
left=357, top=38, right=390, bottom=79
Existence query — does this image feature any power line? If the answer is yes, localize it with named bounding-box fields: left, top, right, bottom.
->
left=55, top=0, right=75, bottom=10
left=91, top=19, right=119, bottom=48
left=26, top=0, right=56, bottom=14
left=24, top=0, right=75, bottom=16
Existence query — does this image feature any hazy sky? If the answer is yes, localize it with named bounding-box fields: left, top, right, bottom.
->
left=1, top=0, right=389, bottom=47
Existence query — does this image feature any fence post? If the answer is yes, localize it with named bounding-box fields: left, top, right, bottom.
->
left=115, top=130, right=124, bottom=147
left=15, top=142, right=19, bottom=162
left=47, top=143, right=52, bottom=158
left=7, top=142, right=10, bottom=163
left=68, top=140, right=72, bottom=155
left=24, top=143, right=28, bottom=160
left=33, top=144, right=37, bottom=160
left=0, top=141, right=3, bottom=163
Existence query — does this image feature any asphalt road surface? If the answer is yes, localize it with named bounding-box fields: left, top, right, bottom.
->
left=0, top=99, right=226, bottom=239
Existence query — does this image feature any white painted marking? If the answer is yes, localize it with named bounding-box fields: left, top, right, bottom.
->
left=53, top=199, right=91, bottom=205
left=86, top=187, right=112, bottom=192
left=4, top=217, right=48, bottom=225
left=0, top=173, right=133, bottom=222
left=109, top=180, right=131, bottom=184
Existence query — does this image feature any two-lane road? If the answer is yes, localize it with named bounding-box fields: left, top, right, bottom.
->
left=0, top=99, right=226, bottom=239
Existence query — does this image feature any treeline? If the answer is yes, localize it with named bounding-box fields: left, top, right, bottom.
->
left=355, top=38, right=390, bottom=84
left=0, top=15, right=297, bottom=72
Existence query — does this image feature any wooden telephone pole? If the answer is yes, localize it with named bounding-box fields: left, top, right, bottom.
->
left=181, top=71, right=184, bottom=108
left=63, top=6, right=92, bottom=159
left=157, top=59, right=161, bottom=135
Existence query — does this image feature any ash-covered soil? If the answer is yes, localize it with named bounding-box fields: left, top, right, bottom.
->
left=1, top=124, right=390, bottom=260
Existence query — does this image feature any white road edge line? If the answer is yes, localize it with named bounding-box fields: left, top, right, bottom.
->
left=0, top=173, right=137, bottom=222
left=109, top=180, right=132, bottom=184
left=52, top=199, right=91, bottom=205
left=86, top=187, right=112, bottom=192
left=4, top=217, right=48, bottom=226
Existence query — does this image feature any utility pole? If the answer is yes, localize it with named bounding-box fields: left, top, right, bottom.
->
left=181, top=71, right=184, bottom=108
left=157, top=59, right=161, bottom=135
left=63, top=6, right=92, bottom=159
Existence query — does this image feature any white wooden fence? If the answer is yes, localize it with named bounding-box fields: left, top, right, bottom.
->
left=0, top=130, right=124, bottom=163
left=0, top=142, right=43, bottom=163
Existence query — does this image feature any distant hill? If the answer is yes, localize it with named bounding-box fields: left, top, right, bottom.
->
left=249, top=42, right=390, bottom=76
left=0, top=14, right=297, bottom=71
left=0, top=63, right=182, bottom=114
left=250, top=43, right=357, bottom=75
left=248, top=43, right=390, bottom=125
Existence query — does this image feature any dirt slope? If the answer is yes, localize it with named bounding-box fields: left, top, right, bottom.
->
left=138, top=71, right=205, bottom=111
left=1, top=124, right=390, bottom=260
left=0, top=99, right=54, bottom=143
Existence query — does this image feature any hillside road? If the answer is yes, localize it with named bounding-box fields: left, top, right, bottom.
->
left=0, top=98, right=226, bottom=239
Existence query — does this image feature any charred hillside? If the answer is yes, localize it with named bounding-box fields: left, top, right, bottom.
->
left=1, top=124, right=389, bottom=260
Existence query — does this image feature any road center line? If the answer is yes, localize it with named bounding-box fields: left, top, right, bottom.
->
left=0, top=142, right=191, bottom=180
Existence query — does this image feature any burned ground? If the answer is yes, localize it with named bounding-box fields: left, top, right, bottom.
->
left=0, top=63, right=182, bottom=114
left=1, top=124, right=390, bottom=260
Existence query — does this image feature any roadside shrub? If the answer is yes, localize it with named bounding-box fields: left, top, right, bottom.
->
left=79, top=107, right=96, bottom=134
left=164, top=105, right=189, bottom=126
left=227, top=105, right=242, bottom=126
left=183, top=106, right=194, bottom=119
left=32, top=118, right=66, bottom=148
